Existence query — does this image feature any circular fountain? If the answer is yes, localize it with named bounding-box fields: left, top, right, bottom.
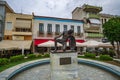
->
left=2, top=59, right=119, bottom=80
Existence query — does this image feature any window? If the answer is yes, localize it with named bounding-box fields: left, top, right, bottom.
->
left=39, top=23, right=44, bottom=33
left=77, top=26, right=81, bottom=33
left=47, top=24, right=52, bottom=33
left=104, top=19, right=107, bottom=23
left=15, top=28, right=31, bottom=32
left=101, top=19, right=103, bottom=24
left=71, top=25, right=74, bottom=32
left=6, top=22, right=12, bottom=30
left=55, top=24, right=60, bottom=33
left=63, top=25, right=67, bottom=31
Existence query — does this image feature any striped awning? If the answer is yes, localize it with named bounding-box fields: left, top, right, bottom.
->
left=89, top=19, right=101, bottom=24
left=15, top=20, right=31, bottom=28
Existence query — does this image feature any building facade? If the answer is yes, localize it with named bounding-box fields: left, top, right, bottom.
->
left=0, top=1, right=33, bottom=56
left=33, top=16, right=85, bottom=52
left=0, top=1, right=117, bottom=54
left=72, top=4, right=103, bottom=41
left=4, top=13, right=33, bottom=40
left=0, top=1, right=14, bottom=41
left=100, top=13, right=114, bottom=25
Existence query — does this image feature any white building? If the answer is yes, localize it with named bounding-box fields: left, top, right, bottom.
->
left=33, top=16, right=85, bottom=52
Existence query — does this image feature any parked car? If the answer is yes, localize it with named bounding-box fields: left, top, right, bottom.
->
left=102, top=38, right=109, bottom=43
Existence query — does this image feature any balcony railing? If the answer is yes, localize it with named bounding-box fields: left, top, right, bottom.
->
left=83, top=4, right=102, bottom=12
left=89, top=14, right=100, bottom=19
left=87, top=33, right=103, bottom=38
left=37, top=31, right=44, bottom=37
left=75, top=33, right=83, bottom=38
left=12, top=31, right=32, bottom=35
left=55, top=32, right=60, bottom=35
left=47, top=32, right=53, bottom=35
left=47, top=32, right=53, bottom=37
left=39, top=31, right=44, bottom=34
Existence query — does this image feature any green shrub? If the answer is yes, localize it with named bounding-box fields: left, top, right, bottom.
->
left=78, top=55, right=85, bottom=58
left=0, top=58, right=9, bottom=65
left=10, top=55, right=24, bottom=62
left=43, top=53, right=50, bottom=58
left=84, top=52, right=96, bottom=58
left=27, top=54, right=36, bottom=59
left=99, top=55, right=113, bottom=61
left=37, top=54, right=42, bottom=58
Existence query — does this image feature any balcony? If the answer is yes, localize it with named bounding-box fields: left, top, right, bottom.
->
left=87, top=33, right=103, bottom=38
left=55, top=32, right=60, bottom=35
left=83, top=4, right=102, bottom=12
left=37, top=31, right=44, bottom=37
left=75, top=33, right=83, bottom=38
left=89, top=14, right=100, bottom=19
left=47, top=32, right=53, bottom=37
left=12, top=31, right=32, bottom=35
left=85, top=26, right=100, bottom=33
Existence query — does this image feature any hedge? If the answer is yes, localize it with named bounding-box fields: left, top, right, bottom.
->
left=37, top=54, right=42, bottom=58
left=0, top=58, right=9, bottom=65
left=10, top=55, right=24, bottom=62
left=43, top=53, right=50, bottom=58
left=27, top=54, right=36, bottom=59
left=99, top=55, right=113, bottom=61
left=84, top=52, right=96, bottom=58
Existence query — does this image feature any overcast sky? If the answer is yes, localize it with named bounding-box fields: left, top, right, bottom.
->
left=4, top=0, right=120, bottom=18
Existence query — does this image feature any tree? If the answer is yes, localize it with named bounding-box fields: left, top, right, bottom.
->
left=103, top=17, right=120, bottom=58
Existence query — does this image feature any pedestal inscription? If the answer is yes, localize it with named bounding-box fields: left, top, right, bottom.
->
left=50, top=52, right=80, bottom=80
left=60, top=57, right=71, bottom=65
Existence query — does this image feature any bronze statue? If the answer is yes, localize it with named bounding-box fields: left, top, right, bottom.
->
left=53, top=29, right=76, bottom=52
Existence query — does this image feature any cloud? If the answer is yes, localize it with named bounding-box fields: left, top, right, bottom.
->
left=4, top=0, right=120, bottom=18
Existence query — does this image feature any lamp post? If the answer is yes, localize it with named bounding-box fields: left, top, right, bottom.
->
left=22, top=44, right=24, bottom=56
left=20, top=42, right=24, bottom=56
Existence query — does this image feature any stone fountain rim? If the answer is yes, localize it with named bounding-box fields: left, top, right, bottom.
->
left=0, top=58, right=120, bottom=80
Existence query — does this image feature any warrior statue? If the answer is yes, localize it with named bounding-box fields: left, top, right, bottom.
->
left=54, top=29, right=76, bottom=52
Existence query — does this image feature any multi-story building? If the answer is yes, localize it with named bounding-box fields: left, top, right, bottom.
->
left=0, top=1, right=117, bottom=54
left=0, top=1, right=33, bottom=56
left=33, top=16, right=85, bottom=52
left=72, top=4, right=103, bottom=41
left=100, top=13, right=115, bottom=25
left=5, top=13, right=33, bottom=40
left=0, top=1, right=14, bottom=41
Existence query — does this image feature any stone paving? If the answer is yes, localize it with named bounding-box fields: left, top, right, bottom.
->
left=11, top=64, right=119, bottom=80
left=0, top=58, right=120, bottom=80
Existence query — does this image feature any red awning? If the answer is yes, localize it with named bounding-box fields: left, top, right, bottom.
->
left=76, top=40, right=85, bottom=43
left=34, top=39, right=53, bottom=46
left=34, top=39, right=85, bottom=46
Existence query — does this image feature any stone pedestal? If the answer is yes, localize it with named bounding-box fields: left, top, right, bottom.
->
left=50, top=51, right=80, bottom=80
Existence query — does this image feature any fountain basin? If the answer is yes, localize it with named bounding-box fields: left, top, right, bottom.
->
left=0, top=58, right=120, bottom=80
